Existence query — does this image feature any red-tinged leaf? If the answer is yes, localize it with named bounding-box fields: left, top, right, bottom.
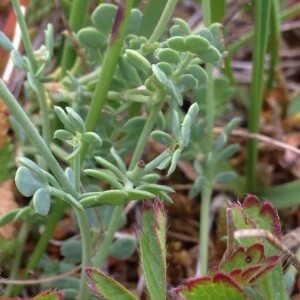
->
left=31, top=290, right=65, bottom=300
left=218, top=243, right=264, bottom=273
left=173, top=272, right=248, bottom=300
left=86, top=267, right=137, bottom=300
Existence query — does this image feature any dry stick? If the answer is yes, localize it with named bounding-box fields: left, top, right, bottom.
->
left=234, top=229, right=300, bottom=272
left=0, top=265, right=81, bottom=285
left=214, top=127, right=300, bottom=155
left=54, top=0, right=90, bottom=73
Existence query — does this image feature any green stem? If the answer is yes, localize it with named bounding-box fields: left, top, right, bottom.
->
left=129, top=102, right=163, bottom=170
left=0, top=80, right=76, bottom=197
left=93, top=205, right=123, bottom=268
left=73, top=153, right=81, bottom=193
left=267, top=0, right=280, bottom=90
left=94, top=97, right=164, bottom=269
left=199, top=183, right=212, bottom=275
left=137, top=0, right=168, bottom=38
left=246, top=0, right=271, bottom=192
left=11, top=0, right=51, bottom=148
left=60, top=0, right=89, bottom=76
left=81, top=0, right=134, bottom=159
left=199, top=0, right=214, bottom=276
left=74, top=208, right=92, bottom=299
left=4, top=220, right=30, bottom=296
left=148, top=0, right=178, bottom=43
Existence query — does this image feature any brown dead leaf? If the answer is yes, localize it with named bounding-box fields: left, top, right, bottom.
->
left=0, top=180, right=18, bottom=239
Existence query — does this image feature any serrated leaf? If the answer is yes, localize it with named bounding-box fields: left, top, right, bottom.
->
left=32, top=188, right=51, bottom=216
left=109, top=236, right=136, bottom=259
left=86, top=268, right=137, bottom=300
left=15, top=166, right=46, bottom=197
left=173, top=272, right=248, bottom=300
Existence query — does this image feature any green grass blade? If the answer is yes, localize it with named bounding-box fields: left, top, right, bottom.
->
left=246, top=0, right=271, bottom=191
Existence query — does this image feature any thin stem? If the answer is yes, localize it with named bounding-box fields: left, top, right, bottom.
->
left=4, top=220, right=30, bottom=296
left=12, top=201, right=68, bottom=296
left=73, top=153, right=81, bottom=193
left=267, top=0, right=280, bottom=90
left=81, top=0, right=134, bottom=159
left=129, top=102, right=163, bottom=170
left=11, top=0, right=51, bottom=148
left=199, top=184, right=212, bottom=275
left=74, top=208, right=92, bottom=300
left=198, top=0, right=214, bottom=276
left=0, top=80, right=77, bottom=197
left=60, top=0, right=89, bottom=76
left=92, top=205, right=123, bottom=268
left=246, top=0, right=271, bottom=192
left=148, top=0, right=178, bottom=43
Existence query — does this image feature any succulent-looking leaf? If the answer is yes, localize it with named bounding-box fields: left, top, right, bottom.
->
left=167, top=36, right=186, bottom=52
left=32, top=188, right=51, bottom=216
left=125, top=49, right=152, bottom=76
left=86, top=267, right=137, bottom=300
left=184, top=35, right=210, bottom=55
left=0, top=31, right=14, bottom=51
left=140, top=200, right=167, bottom=300
left=156, top=48, right=181, bottom=65
left=91, top=4, right=118, bottom=35
left=15, top=166, right=46, bottom=197
left=61, top=239, right=82, bottom=264
left=77, top=27, right=108, bottom=49
left=81, top=132, right=103, bottom=148
left=109, top=236, right=136, bottom=260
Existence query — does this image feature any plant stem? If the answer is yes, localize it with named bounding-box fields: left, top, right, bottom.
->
left=60, top=0, right=89, bottom=77
left=81, top=0, right=134, bottom=159
left=92, top=205, right=123, bottom=268
left=94, top=97, right=164, bottom=269
left=129, top=102, right=163, bottom=170
left=0, top=80, right=76, bottom=197
left=74, top=208, right=92, bottom=300
left=246, top=0, right=271, bottom=192
left=199, top=0, right=214, bottom=276
left=4, top=220, right=30, bottom=296
left=11, top=0, right=51, bottom=148
left=73, top=153, right=81, bottom=193
left=137, top=0, right=168, bottom=38
left=148, top=0, right=178, bottom=43
left=267, top=0, right=280, bottom=90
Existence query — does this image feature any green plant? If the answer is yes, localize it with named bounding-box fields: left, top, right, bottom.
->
left=0, top=0, right=300, bottom=298
left=86, top=195, right=298, bottom=300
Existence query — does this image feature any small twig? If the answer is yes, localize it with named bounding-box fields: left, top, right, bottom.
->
left=214, top=127, right=300, bottom=155
left=0, top=265, right=81, bottom=285
left=54, top=0, right=90, bottom=73
left=234, top=229, right=300, bottom=272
